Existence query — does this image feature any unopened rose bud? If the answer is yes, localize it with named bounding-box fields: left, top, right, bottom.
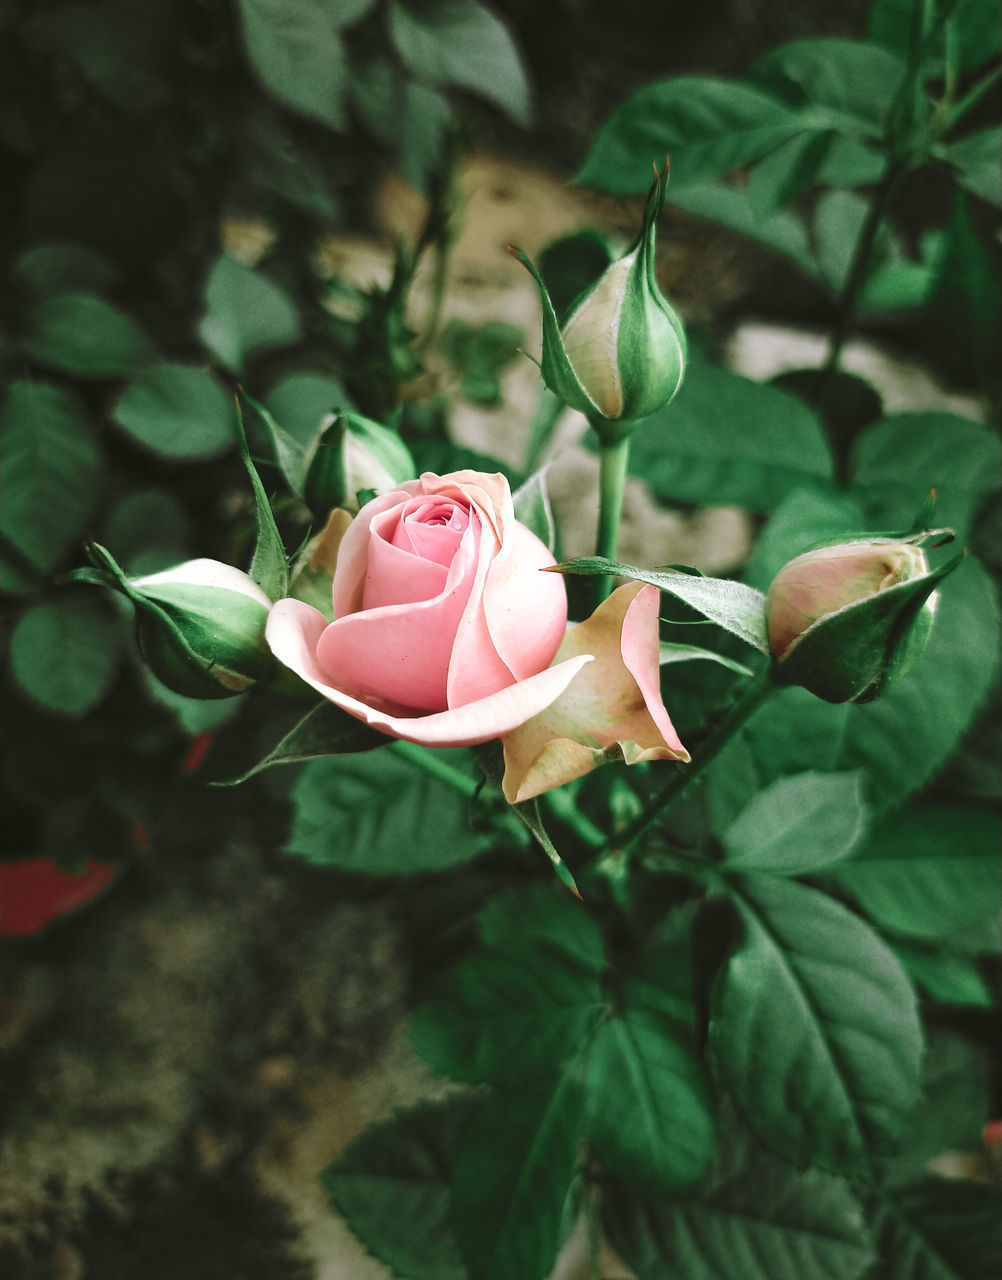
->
left=766, top=538, right=950, bottom=704
left=79, top=547, right=275, bottom=698
left=303, top=411, right=415, bottom=517
left=514, top=161, right=686, bottom=438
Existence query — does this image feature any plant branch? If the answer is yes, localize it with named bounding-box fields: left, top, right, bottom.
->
left=605, top=669, right=777, bottom=854
left=389, top=739, right=479, bottom=797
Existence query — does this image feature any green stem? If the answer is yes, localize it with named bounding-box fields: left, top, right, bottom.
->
left=941, top=63, right=1002, bottom=133
left=389, top=739, right=479, bottom=798
left=816, top=159, right=906, bottom=409
left=594, top=431, right=631, bottom=603
left=544, top=785, right=605, bottom=849
left=604, top=669, right=777, bottom=854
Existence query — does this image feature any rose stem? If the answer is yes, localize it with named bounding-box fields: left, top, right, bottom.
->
left=604, top=668, right=777, bottom=854
left=389, top=739, right=479, bottom=797
left=594, top=431, right=631, bottom=603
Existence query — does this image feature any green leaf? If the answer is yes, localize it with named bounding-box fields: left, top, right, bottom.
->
left=554, top=558, right=770, bottom=653
left=604, top=1110, right=874, bottom=1280
left=102, top=489, right=193, bottom=575
left=626, top=353, right=832, bottom=509
left=112, top=364, right=236, bottom=460
left=10, top=595, right=122, bottom=716
left=869, top=0, right=1002, bottom=74
left=748, top=129, right=836, bottom=218
left=711, top=876, right=922, bottom=1172
left=748, top=38, right=905, bottom=132
left=321, top=1097, right=472, bottom=1280
left=587, top=1009, right=716, bottom=1192
left=660, top=643, right=753, bottom=676
left=24, top=291, right=157, bottom=378
left=236, top=0, right=346, bottom=128
left=867, top=1178, right=1002, bottom=1280
left=219, top=701, right=388, bottom=784
left=946, top=127, right=1002, bottom=207
left=883, top=1028, right=990, bottom=1186
left=851, top=413, right=1001, bottom=542
left=233, top=399, right=289, bottom=601
left=578, top=78, right=805, bottom=194
left=813, top=189, right=891, bottom=293
left=388, top=0, right=530, bottom=126
left=668, top=180, right=818, bottom=277
left=198, top=253, right=301, bottom=374
left=512, top=467, right=557, bottom=555
left=242, top=389, right=308, bottom=498
left=410, top=933, right=604, bottom=1086
left=0, top=380, right=103, bottom=574
left=827, top=805, right=1001, bottom=942
left=477, top=883, right=606, bottom=971
left=12, top=244, right=119, bottom=300
left=721, top=770, right=868, bottom=875
left=285, top=750, right=481, bottom=873
left=450, top=1075, right=583, bottom=1280
left=263, top=371, right=354, bottom=446
left=891, top=941, right=993, bottom=1008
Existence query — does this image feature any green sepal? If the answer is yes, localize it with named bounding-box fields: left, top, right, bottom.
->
left=773, top=550, right=963, bottom=704
left=302, top=410, right=415, bottom=519
left=241, top=388, right=308, bottom=499
left=215, top=699, right=389, bottom=785
left=235, top=395, right=289, bottom=601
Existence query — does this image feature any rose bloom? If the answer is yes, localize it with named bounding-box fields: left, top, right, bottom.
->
left=267, top=470, right=687, bottom=799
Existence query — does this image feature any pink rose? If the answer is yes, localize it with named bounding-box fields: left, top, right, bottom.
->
left=266, top=471, right=591, bottom=748
left=266, top=470, right=688, bottom=796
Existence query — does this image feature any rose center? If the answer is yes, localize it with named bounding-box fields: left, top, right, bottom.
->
left=392, top=497, right=470, bottom=567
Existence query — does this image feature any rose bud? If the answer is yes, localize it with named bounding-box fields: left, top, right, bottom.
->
left=765, top=538, right=952, bottom=704
left=79, top=546, right=275, bottom=699
left=513, top=160, right=686, bottom=438
left=303, top=411, right=416, bottom=517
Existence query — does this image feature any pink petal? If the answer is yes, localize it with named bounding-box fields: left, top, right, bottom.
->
left=266, top=597, right=592, bottom=747
left=500, top=582, right=689, bottom=803
left=481, top=521, right=568, bottom=681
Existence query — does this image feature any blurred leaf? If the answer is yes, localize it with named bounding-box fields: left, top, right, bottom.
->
left=891, top=942, right=993, bottom=1007
left=234, top=399, right=289, bottom=601
left=883, top=1028, right=990, bottom=1185
left=945, top=127, right=1001, bottom=207
left=10, top=596, right=122, bottom=717
left=441, top=319, right=522, bottom=405
left=929, top=195, right=1002, bottom=392
left=748, top=129, right=835, bottom=218
left=198, top=253, right=301, bottom=374
left=669, top=180, right=818, bottom=276
left=814, top=133, right=886, bottom=187
left=285, top=750, right=481, bottom=873
left=0, top=380, right=103, bottom=574
left=263, top=371, right=354, bottom=446
left=103, top=489, right=192, bottom=574
left=866, top=1178, right=1002, bottom=1279
left=450, top=1076, right=583, bottom=1280
left=749, top=38, right=905, bottom=132
left=627, top=353, right=832, bottom=509
left=868, top=0, right=1002, bottom=74
left=398, top=80, right=453, bottom=192
left=241, top=390, right=307, bottom=499
left=477, top=883, right=605, bottom=969
left=721, top=770, right=869, bottom=875
left=813, top=189, right=893, bottom=293
left=536, top=230, right=616, bottom=318
left=24, top=291, right=157, bottom=378
left=587, top=1008, right=716, bottom=1192
left=330, top=0, right=378, bottom=25
left=321, top=1098, right=472, bottom=1280
left=388, top=0, right=531, bottom=127
left=12, top=244, right=119, bottom=300
left=554, top=559, right=770, bottom=653
left=604, top=1112, right=873, bottom=1280
left=850, top=412, right=1001, bottom=542
left=112, top=364, right=236, bottom=460
left=237, top=0, right=346, bottom=128
left=827, top=805, right=1001, bottom=942
left=712, top=876, right=922, bottom=1172
left=578, top=78, right=805, bottom=193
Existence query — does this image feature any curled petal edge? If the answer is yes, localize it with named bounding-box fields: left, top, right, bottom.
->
left=266, top=598, right=593, bottom=749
